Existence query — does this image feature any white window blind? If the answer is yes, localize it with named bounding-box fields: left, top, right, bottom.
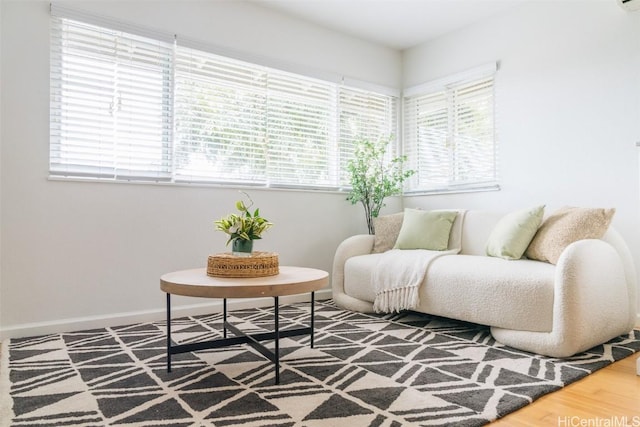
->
left=266, top=71, right=334, bottom=187
left=50, top=16, right=173, bottom=180
left=174, top=47, right=267, bottom=184
left=50, top=12, right=398, bottom=190
left=404, top=71, right=497, bottom=193
left=175, top=48, right=338, bottom=187
left=338, top=87, right=397, bottom=186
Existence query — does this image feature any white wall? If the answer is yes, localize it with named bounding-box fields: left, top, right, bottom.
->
left=403, top=1, right=640, bottom=314
left=0, top=0, right=3, bottom=330
left=0, top=0, right=401, bottom=338
left=3, top=0, right=639, bottom=338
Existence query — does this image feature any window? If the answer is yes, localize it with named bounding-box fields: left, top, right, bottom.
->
left=338, top=86, right=398, bottom=186
left=50, top=16, right=174, bottom=181
left=403, top=65, right=498, bottom=193
left=50, top=11, right=398, bottom=190
left=175, top=47, right=337, bottom=187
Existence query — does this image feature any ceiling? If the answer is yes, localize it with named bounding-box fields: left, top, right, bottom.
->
left=251, top=0, right=530, bottom=50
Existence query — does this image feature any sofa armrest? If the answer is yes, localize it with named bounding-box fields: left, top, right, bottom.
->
left=493, top=238, right=633, bottom=357
left=331, top=235, right=375, bottom=312
left=553, top=239, right=632, bottom=350
left=601, top=227, right=638, bottom=331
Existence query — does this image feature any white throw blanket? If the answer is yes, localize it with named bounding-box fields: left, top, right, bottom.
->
left=373, top=249, right=457, bottom=313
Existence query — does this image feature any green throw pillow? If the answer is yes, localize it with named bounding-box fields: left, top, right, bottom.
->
left=393, top=209, right=457, bottom=251
left=486, top=205, right=545, bottom=260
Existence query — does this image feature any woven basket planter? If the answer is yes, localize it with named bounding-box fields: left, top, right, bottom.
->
left=207, top=251, right=279, bottom=278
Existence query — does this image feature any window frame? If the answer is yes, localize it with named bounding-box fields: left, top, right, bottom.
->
left=49, top=15, right=176, bottom=182
left=49, top=7, right=399, bottom=192
left=402, top=63, right=499, bottom=195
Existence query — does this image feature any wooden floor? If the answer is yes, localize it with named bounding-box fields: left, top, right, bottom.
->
left=493, top=353, right=640, bottom=425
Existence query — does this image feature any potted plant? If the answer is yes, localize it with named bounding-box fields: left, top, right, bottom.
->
left=215, top=192, right=273, bottom=256
left=346, top=137, right=414, bottom=235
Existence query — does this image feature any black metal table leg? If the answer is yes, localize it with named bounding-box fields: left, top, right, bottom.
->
left=274, top=296, right=280, bottom=385
left=310, top=291, right=315, bottom=348
left=166, top=293, right=172, bottom=373
left=223, top=298, right=227, bottom=338
left=165, top=291, right=316, bottom=385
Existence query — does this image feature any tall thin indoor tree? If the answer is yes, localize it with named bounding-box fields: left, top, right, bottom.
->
left=346, top=137, right=414, bottom=234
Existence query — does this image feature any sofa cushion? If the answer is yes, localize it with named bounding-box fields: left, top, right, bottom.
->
left=460, top=211, right=503, bottom=256
left=372, top=212, right=404, bottom=253
left=344, top=253, right=384, bottom=302
left=486, top=205, right=544, bottom=260
left=419, top=255, right=554, bottom=332
left=525, top=206, right=615, bottom=264
left=438, top=209, right=465, bottom=252
left=344, top=252, right=555, bottom=332
left=394, top=209, right=457, bottom=250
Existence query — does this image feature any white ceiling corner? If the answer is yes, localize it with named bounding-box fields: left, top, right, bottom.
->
left=249, top=0, right=529, bottom=50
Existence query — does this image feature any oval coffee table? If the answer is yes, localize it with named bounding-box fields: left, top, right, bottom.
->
left=160, top=266, right=329, bottom=384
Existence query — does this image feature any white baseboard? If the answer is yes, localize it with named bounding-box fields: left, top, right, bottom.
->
left=0, top=289, right=332, bottom=340
left=4, top=296, right=635, bottom=341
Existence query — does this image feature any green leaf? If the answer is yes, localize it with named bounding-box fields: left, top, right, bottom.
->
left=215, top=192, right=273, bottom=242
left=345, top=136, right=415, bottom=234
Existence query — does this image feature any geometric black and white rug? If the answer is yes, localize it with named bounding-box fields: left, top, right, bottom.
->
left=2, top=300, right=639, bottom=426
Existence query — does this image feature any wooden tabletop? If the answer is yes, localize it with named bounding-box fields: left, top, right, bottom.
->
left=160, top=266, right=329, bottom=299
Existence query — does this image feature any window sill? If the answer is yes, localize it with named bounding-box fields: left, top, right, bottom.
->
left=47, top=175, right=349, bottom=196
left=403, top=184, right=501, bottom=197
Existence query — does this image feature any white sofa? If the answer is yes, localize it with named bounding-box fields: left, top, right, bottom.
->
left=332, top=210, right=638, bottom=358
